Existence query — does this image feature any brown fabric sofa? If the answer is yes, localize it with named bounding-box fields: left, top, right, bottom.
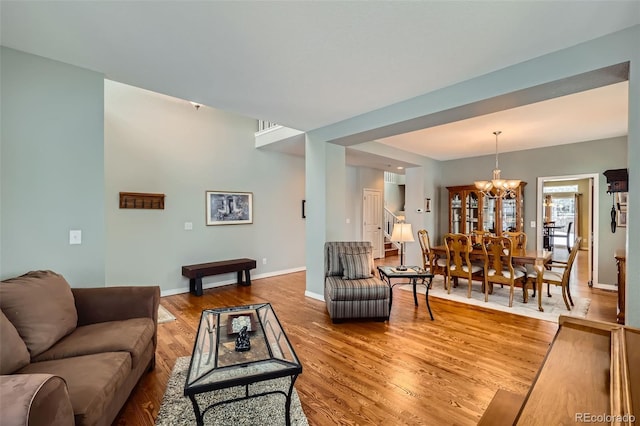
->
left=0, top=270, right=160, bottom=426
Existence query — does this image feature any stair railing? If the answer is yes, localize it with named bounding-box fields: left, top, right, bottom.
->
left=384, top=208, right=402, bottom=249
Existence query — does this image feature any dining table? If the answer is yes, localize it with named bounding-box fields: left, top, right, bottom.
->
left=431, top=245, right=553, bottom=312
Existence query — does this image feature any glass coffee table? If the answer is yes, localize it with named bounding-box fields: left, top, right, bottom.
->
left=377, top=266, right=435, bottom=320
left=184, top=303, right=302, bottom=426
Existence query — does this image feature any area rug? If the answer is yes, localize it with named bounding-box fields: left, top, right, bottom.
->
left=156, top=357, right=308, bottom=425
left=158, top=304, right=176, bottom=324
left=398, top=276, right=590, bottom=323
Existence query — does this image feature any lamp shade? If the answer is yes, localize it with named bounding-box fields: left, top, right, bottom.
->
left=391, top=223, right=415, bottom=243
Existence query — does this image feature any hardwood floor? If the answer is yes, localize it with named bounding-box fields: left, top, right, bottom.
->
left=114, top=252, right=616, bottom=425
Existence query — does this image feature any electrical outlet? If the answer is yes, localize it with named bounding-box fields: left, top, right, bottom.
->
left=184, top=222, right=193, bottom=231
left=262, top=258, right=267, bottom=265
left=530, top=221, right=536, bottom=228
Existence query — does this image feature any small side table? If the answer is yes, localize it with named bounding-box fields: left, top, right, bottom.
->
left=377, top=266, right=435, bottom=320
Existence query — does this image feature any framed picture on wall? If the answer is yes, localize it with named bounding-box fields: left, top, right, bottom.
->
left=206, top=191, right=253, bottom=225
left=617, top=206, right=627, bottom=228
left=616, top=192, right=628, bottom=208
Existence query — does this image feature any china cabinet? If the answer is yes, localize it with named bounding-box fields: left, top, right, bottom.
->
left=447, top=183, right=526, bottom=234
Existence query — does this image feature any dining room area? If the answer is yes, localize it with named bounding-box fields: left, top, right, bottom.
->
left=400, top=227, right=617, bottom=324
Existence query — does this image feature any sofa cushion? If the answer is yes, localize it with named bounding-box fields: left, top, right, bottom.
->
left=0, top=309, right=31, bottom=374
left=340, top=252, right=373, bottom=280
left=33, top=318, right=154, bottom=369
left=325, top=276, right=389, bottom=301
left=17, top=352, right=131, bottom=426
left=0, top=271, right=78, bottom=358
left=326, top=243, right=373, bottom=277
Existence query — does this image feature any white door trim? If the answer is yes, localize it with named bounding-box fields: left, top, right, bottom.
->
left=536, top=173, right=600, bottom=288
left=363, top=188, right=384, bottom=259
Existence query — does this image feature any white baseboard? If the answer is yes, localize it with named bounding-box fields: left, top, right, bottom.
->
left=593, top=283, right=617, bottom=291
left=304, top=290, right=324, bottom=301
left=160, top=266, right=306, bottom=298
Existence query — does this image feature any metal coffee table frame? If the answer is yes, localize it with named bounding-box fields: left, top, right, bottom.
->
left=184, top=303, right=302, bottom=425
left=377, top=266, right=435, bottom=320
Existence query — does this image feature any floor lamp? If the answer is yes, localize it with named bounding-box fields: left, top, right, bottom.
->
left=391, top=222, right=414, bottom=271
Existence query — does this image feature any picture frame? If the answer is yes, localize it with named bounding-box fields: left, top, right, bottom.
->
left=206, top=191, right=253, bottom=225
left=617, top=206, right=627, bottom=228
left=616, top=192, right=628, bottom=208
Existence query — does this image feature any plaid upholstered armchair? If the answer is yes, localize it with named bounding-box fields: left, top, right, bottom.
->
left=324, top=241, right=390, bottom=323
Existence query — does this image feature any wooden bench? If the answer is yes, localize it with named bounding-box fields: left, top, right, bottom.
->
left=182, top=258, right=257, bottom=296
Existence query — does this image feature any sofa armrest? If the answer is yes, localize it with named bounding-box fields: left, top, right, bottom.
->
left=1, top=374, right=74, bottom=426
left=72, top=286, right=160, bottom=326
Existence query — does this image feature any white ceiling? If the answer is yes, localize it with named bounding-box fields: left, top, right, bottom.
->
left=378, top=81, right=630, bottom=161
left=1, top=1, right=638, bottom=162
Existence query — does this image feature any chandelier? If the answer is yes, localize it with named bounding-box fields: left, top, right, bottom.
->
left=474, top=131, right=521, bottom=199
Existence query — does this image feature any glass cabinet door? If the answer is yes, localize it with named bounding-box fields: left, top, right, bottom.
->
left=466, top=191, right=479, bottom=233
left=482, top=196, right=496, bottom=233
left=450, top=191, right=463, bottom=234
left=502, top=197, right=517, bottom=233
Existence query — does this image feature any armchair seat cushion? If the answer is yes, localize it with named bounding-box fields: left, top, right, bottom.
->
left=449, top=264, right=483, bottom=274
left=434, top=258, right=447, bottom=267
left=528, top=270, right=563, bottom=281
left=32, top=318, right=155, bottom=369
left=325, top=276, right=389, bottom=301
left=488, top=269, right=525, bottom=279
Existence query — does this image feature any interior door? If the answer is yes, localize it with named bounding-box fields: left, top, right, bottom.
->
left=363, top=188, right=383, bottom=259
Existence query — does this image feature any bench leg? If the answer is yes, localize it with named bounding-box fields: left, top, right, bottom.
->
left=237, top=269, right=251, bottom=286
left=190, top=278, right=203, bottom=296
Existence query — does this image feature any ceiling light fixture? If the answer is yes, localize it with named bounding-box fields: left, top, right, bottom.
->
left=474, top=131, right=521, bottom=199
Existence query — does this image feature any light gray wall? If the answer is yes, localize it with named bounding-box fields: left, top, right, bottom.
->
left=0, top=47, right=105, bottom=286
left=438, top=137, right=627, bottom=285
left=384, top=181, right=404, bottom=214
left=104, top=80, right=305, bottom=293
left=347, top=166, right=384, bottom=242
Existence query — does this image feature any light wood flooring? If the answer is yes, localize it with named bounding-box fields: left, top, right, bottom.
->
left=114, top=250, right=616, bottom=425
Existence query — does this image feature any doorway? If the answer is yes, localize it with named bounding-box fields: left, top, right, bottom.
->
left=536, top=174, right=598, bottom=288
left=363, top=188, right=383, bottom=259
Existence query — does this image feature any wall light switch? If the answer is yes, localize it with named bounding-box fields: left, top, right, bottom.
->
left=69, top=230, right=82, bottom=245
left=184, top=222, right=193, bottom=231
left=530, top=221, right=536, bottom=228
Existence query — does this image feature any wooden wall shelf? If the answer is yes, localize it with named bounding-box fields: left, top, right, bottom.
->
left=119, top=192, right=165, bottom=209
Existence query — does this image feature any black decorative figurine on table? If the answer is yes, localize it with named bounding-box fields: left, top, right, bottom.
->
left=234, top=326, right=251, bottom=352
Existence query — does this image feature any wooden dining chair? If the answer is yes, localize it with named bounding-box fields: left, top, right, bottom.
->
left=503, top=231, right=528, bottom=275
left=417, top=229, right=446, bottom=281
left=443, top=233, right=484, bottom=297
left=471, top=230, right=491, bottom=245
left=502, top=231, right=527, bottom=250
left=553, top=222, right=573, bottom=253
left=526, top=237, right=582, bottom=310
left=481, top=235, right=526, bottom=306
